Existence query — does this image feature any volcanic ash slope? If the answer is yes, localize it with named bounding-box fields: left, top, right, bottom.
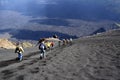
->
left=0, top=29, right=120, bottom=80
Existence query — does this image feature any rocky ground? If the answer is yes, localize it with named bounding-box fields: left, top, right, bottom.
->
left=0, top=29, right=120, bottom=80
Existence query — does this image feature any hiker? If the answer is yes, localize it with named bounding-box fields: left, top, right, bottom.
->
left=50, top=41, right=54, bottom=49
left=69, top=38, right=73, bottom=45
left=65, top=39, right=69, bottom=44
left=58, top=40, right=61, bottom=47
left=53, top=34, right=58, bottom=38
left=38, top=38, right=47, bottom=59
left=62, top=39, right=66, bottom=45
left=15, top=43, right=24, bottom=61
left=45, top=41, right=51, bottom=50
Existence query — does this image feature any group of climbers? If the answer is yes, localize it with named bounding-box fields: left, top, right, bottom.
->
left=59, top=38, right=73, bottom=46
left=14, top=34, right=73, bottom=61
left=45, top=41, right=54, bottom=50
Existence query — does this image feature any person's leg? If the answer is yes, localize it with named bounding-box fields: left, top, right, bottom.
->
left=40, top=49, right=46, bottom=58
left=20, top=53, right=23, bottom=61
left=43, top=50, right=46, bottom=58
left=18, top=53, right=23, bottom=61
left=17, top=53, right=20, bottom=60
left=40, top=49, right=43, bottom=59
left=41, top=49, right=45, bottom=58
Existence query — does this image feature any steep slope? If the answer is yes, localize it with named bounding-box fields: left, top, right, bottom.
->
left=0, top=29, right=120, bottom=80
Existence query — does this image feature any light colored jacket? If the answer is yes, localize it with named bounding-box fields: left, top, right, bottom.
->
left=19, top=46, right=24, bottom=53
left=15, top=46, right=24, bottom=54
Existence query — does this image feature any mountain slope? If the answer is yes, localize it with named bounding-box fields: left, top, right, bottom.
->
left=0, top=29, right=120, bottom=80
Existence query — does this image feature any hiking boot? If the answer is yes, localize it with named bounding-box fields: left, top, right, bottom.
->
left=40, top=56, right=43, bottom=59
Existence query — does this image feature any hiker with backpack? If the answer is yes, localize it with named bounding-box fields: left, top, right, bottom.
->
left=15, top=43, right=24, bottom=61
left=50, top=41, right=54, bottom=48
left=37, top=38, right=47, bottom=59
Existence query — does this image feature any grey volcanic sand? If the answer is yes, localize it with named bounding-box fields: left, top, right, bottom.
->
left=0, top=29, right=120, bottom=80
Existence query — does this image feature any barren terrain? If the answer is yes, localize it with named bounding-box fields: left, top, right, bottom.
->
left=0, top=29, right=120, bottom=80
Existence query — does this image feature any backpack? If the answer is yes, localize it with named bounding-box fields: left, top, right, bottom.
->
left=15, top=47, right=20, bottom=53
left=39, top=43, right=46, bottom=50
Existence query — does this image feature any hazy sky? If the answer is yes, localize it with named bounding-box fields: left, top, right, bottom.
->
left=0, top=0, right=120, bottom=21
left=0, top=0, right=120, bottom=30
